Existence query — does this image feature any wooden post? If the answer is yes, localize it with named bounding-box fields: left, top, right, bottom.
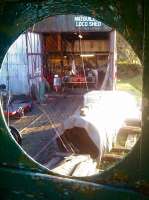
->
left=109, top=30, right=117, bottom=90
left=57, top=33, right=61, bottom=51
left=25, top=32, right=31, bottom=95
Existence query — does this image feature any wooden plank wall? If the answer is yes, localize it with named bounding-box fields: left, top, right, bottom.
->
left=44, top=34, right=109, bottom=53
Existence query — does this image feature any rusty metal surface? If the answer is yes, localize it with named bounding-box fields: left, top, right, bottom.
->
left=0, top=0, right=148, bottom=199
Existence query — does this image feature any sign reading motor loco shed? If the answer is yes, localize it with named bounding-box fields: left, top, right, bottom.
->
left=30, top=15, right=112, bottom=33
left=74, top=16, right=102, bottom=27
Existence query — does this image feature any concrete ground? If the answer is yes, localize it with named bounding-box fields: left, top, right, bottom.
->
left=10, top=92, right=83, bottom=164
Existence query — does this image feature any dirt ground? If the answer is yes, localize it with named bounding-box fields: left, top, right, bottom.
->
left=10, top=93, right=83, bottom=164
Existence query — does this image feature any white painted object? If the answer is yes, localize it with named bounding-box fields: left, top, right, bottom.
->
left=60, top=91, right=141, bottom=161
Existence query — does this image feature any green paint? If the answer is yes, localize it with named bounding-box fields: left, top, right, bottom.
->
left=0, top=1, right=148, bottom=199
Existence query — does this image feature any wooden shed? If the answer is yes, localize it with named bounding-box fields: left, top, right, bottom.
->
left=30, top=14, right=117, bottom=90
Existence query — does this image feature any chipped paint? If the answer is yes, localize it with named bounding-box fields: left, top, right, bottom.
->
left=0, top=0, right=148, bottom=199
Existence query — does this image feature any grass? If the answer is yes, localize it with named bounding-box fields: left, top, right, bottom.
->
left=116, top=75, right=142, bottom=105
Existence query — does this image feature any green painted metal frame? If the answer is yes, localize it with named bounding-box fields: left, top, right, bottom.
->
left=0, top=1, right=149, bottom=199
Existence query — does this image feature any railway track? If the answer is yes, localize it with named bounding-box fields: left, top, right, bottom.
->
left=48, top=119, right=141, bottom=177
left=10, top=95, right=83, bottom=164
left=9, top=94, right=141, bottom=177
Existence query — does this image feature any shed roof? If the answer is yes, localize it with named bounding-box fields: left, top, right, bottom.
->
left=29, top=14, right=112, bottom=33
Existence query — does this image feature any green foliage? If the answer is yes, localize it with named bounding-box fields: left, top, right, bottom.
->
left=117, top=75, right=142, bottom=104
left=117, top=32, right=141, bottom=65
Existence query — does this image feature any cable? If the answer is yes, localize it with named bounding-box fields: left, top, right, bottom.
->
left=139, top=1, right=145, bottom=179
left=34, top=104, right=71, bottom=156
left=46, top=103, right=76, bottom=154
left=78, top=31, right=89, bottom=92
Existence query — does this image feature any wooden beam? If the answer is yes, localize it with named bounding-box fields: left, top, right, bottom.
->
left=111, top=146, right=130, bottom=154
left=119, top=126, right=141, bottom=135
left=102, top=153, right=123, bottom=162
left=72, top=159, right=98, bottom=177
left=125, top=119, right=141, bottom=127
left=46, top=51, right=109, bottom=55
left=51, top=155, right=90, bottom=176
